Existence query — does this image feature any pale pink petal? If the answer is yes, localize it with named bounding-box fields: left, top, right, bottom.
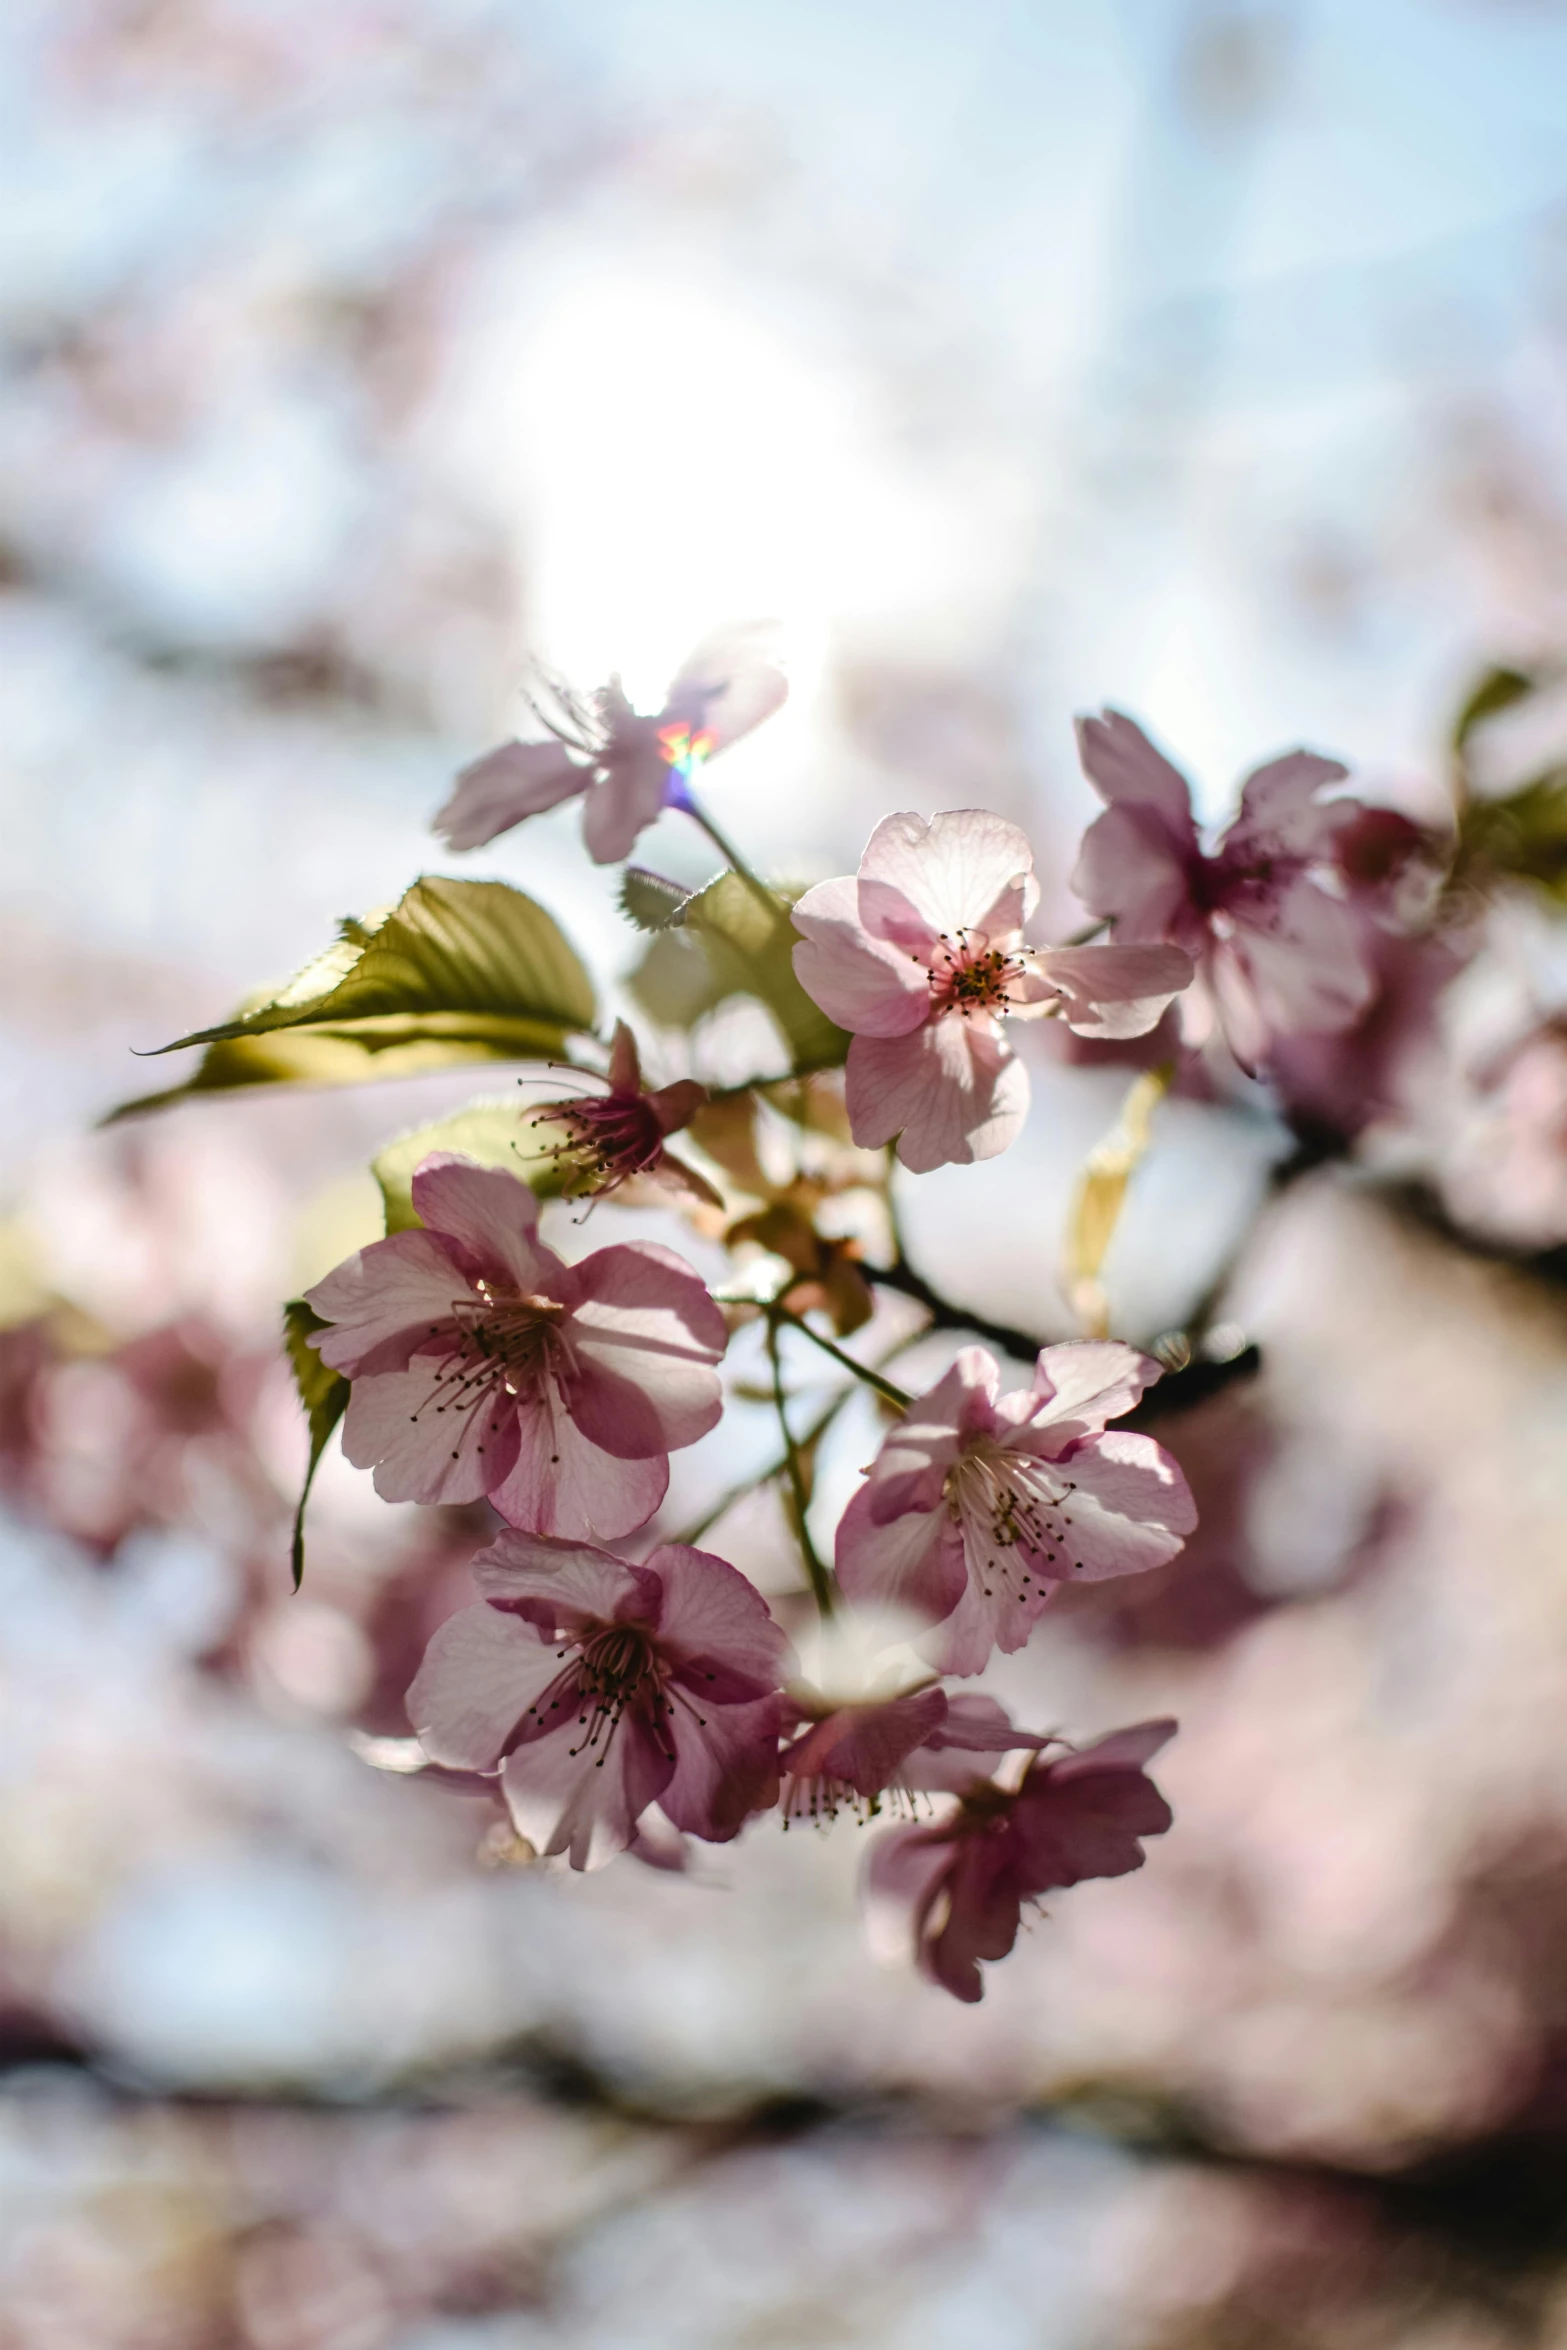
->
left=470, top=1530, right=653, bottom=1630
left=857, top=810, right=1038, bottom=951
left=1074, top=711, right=1198, bottom=836
left=905, top=1694, right=1050, bottom=1791
left=1040, top=1428, right=1196, bottom=1580
left=1050, top=1718, right=1177, bottom=1780
left=783, top=1687, right=948, bottom=1797
left=304, top=1229, right=467, bottom=1377
left=501, top=1716, right=669, bottom=1871
left=408, top=1604, right=564, bottom=1770
left=488, top=1398, right=668, bottom=1539
left=1011, top=1738, right=1173, bottom=1883
left=916, top=1564, right=1042, bottom=1678
left=581, top=731, right=672, bottom=863
left=408, top=1156, right=550, bottom=1291
left=659, top=1693, right=783, bottom=1841
left=790, top=876, right=930, bottom=1037
left=568, top=1242, right=726, bottom=1456
left=433, top=739, right=584, bottom=850
left=646, top=1544, right=792, bottom=1698
left=341, top=1364, right=514, bottom=1505
left=1228, top=879, right=1375, bottom=1042
left=863, top=1349, right=999, bottom=1522
left=1229, top=749, right=1352, bottom=859
left=648, top=1079, right=706, bottom=1136
left=1012, top=1341, right=1159, bottom=1440
left=660, top=621, right=788, bottom=753
left=922, top=1838, right=1028, bottom=2000
left=1031, top=943, right=1194, bottom=1040
left=835, top=1481, right=967, bottom=1624
left=1070, top=803, right=1199, bottom=941
left=846, top=1021, right=1028, bottom=1172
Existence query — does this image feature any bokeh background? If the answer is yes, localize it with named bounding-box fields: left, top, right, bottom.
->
left=6, top=2, right=1567, bottom=2343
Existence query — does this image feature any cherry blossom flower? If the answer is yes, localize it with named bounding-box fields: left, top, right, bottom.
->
left=779, top=1685, right=1050, bottom=1824
left=407, top=1532, right=791, bottom=1869
left=303, top=1154, right=725, bottom=1540
left=791, top=809, right=1192, bottom=1171
left=864, top=1719, right=1176, bottom=2002
left=1072, top=710, right=1373, bottom=1070
left=835, top=1343, right=1196, bottom=1676
left=529, top=1022, right=720, bottom=1207
left=434, top=623, right=787, bottom=864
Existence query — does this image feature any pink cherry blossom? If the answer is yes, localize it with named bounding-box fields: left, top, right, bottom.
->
left=835, top=1343, right=1196, bottom=1676
left=303, top=1154, right=725, bottom=1541
left=407, top=1532, right=791, bottom=1869
left=529, top=1022, right=720, bottom=1207
left=864, top=1719, right=1176, bottom=2001
left=791, top=809, right=1192, bottom=1171
left=434, top=624, right=787, bottom=865
left=778, top=1684, right=1051, bottom=1824
left=1072, top=710, right=1375, bottom=1070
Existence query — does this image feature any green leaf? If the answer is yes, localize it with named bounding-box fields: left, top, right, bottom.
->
left=372, top=1097, right=570, bottom=1233
left=620, top=867, right=692, bottom=932
left=1453, top=666, right=1535, bottom=754
left=1457, top=769, right=1567, bottom=906
left=629, top=873, right=848, bottom=1071
left=111, top=878, right=599, bottom=1118
left=282, top=1299, right=350, bottom=1590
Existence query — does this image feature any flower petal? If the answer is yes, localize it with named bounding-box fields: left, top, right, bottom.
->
left=661, top=621, right=788, bottom=753
left=1031, top=943, right=1194, bottom=1039
left=1041, top=1427, right=1196, bottom=1579
left=1070, top=804, right=1199, bottom=941
left=408, top=1156, right=550, bottom=1292
left=659, top=1692, right=783, bottom=1842
left=408, top=1603, right=564, bottom=1771
left=846, top=1021, right=1028, bottom=1172
left=305, top=1229, right=468, bottom=1377
left=341, top=1363, right=517, bottom=1506
left=568, top=1242, right=726, bottom=1456
left=487, top=1399, right=669, bottom=1540
left=835, top=1480, right=967, bottom=1624
left=582, top=730, right=674, bottom=863
left=857, top=809, right=1038, bottom=950
left=784, top=1687, right=948, bottom=1797
left=470, top=1529, right=653, bottom=1630
left=433, top=739, right=584, bottom=850
left=1014, top=1341, right=1159, bottom=1439
left=863, top=1348, right=998, bottom=1523
left=1074, top=711, right=1198, bottom=835
left=502, top=1714, right=671, bottom=1871
left=1229, top=749, right=1352, bottom=860
left=645, top=1543, right=792, bottom=1699
left=791, top=876, right=931, bottom=1037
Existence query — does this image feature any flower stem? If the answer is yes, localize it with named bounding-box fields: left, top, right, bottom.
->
left=681, top=792, right=780, bottom=916
left=766, top=1314, right=836, bottom=1616
left=770, top=1305, right=913, bottom=1410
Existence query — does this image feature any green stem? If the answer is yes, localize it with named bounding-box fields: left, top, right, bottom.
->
left=681, top=792, right=779, bottom=916
left=766, top=1315, right=835, bottom=1616
left=770, top=1305, right=913, bottom=1410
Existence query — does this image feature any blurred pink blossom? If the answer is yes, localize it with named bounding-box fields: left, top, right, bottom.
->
left=1072, top=710, right=1373, bottom=1070
left=835, top=1344, right=1196, bottom=1675
left=304, top=1154, right=725, bottom=1540
left=434, top=623, right=787, bottom=863
left=792, top=809, right=1191, bottom=1170
left=866, top=1719, right=1177, bottom=2002
left=409, top=1532, right=791, bottom=1869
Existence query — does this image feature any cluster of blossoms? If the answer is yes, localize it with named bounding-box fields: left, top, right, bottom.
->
left=145, top=622, right=1493, bottom=2001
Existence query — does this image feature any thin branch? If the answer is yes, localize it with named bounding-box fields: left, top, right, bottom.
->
left=770, top=1305, right=913, bottom=1409
left=869, top=1259, right=1051, bottom=1364
left=766, top=1315, right=836, bottom=1617
left=680, top=791, right=780, bottom=917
